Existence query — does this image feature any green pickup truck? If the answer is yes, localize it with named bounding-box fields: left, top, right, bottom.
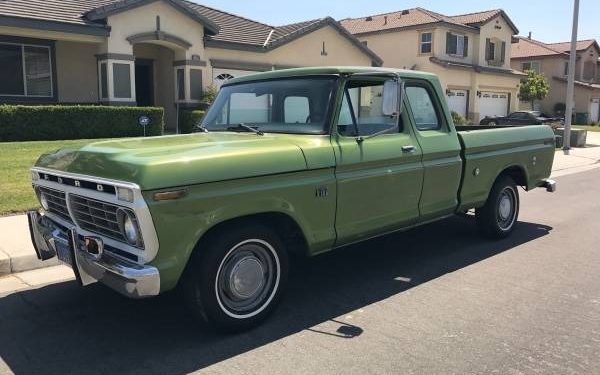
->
left=28, top=67, right=556, bottom=331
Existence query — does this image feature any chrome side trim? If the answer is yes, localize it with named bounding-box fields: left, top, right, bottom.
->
left=31, top=167, right=159, bottom=264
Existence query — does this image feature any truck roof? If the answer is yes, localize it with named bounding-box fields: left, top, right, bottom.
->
left=224, top=66, right=439, bottom=85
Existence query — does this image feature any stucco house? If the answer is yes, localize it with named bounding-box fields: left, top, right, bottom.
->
left=511, top=37, right=600, bottom=124
left=341, top=8, right=526, bottom=123
left=0, top=0, right=382, bottom=130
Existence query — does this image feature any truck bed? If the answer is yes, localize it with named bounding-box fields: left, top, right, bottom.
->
left=455, top=125, right=556, bottom=211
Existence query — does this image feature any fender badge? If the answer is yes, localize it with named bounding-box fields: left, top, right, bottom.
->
left=74, top=180, right=81, bottom=187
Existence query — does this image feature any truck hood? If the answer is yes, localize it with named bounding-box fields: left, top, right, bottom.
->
left=35, top=133, right=311, bottom=190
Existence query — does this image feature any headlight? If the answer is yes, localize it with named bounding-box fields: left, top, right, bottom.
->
left=31, top=171, right=39, bottom=181
left=117, top=208, right=142, bottom=247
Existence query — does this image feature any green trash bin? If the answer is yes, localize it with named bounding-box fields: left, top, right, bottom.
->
left=575, top=112, right=588, bottom=125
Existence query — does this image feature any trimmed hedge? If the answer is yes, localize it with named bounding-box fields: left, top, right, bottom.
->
left=179, top=109, right=206, bottom=134
left=0, top=105, right=164, bottom=142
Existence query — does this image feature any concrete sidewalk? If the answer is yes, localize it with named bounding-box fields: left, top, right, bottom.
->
left=1, top=131, right=600, bottom=276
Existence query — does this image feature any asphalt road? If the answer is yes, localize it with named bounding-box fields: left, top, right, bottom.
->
left=1, top=169, right=599, bottom=375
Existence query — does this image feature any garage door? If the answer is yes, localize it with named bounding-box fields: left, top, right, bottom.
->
left=212, top=68, right=259, bottom=88
left=479, top=92, right=509, bottom=121
left=446, top=89, right=468, bottom=117
left=590, top=99, right=600, bottom=123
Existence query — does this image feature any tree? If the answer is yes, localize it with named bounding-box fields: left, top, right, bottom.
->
left=519, top=70, right=550, bottom=110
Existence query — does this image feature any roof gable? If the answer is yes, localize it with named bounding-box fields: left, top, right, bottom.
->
left=86, top=0, right=219, bottom=35
left=546, top=39, right=600, bottom=54
left=512, top=37, right=600, bottom=59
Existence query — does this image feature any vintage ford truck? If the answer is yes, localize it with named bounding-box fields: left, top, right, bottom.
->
left=28, top=67, right=556, bottom=331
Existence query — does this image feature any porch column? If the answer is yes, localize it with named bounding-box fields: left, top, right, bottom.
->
left=96, top=53, right=137, bottom=106
left=173, top=59, right=207, bottom=109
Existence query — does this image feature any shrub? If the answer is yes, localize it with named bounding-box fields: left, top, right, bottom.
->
left=451, top=111, right=467, bottom=125
left=0, top=105, right=164, bottom=142
left=179, top=110, right=206, bottom=134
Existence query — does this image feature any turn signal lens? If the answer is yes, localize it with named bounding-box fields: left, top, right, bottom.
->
left=31, top=171, right=39, bottom=181
left=117, top=187, right=134, bottom=202
left=39, top=192, right=49, bottom=210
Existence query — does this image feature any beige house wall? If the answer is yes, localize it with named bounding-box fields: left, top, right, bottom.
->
left=55, top=41, right=100, bottom=103
left=104, top=1, right=205, bottom=60
left=477, top=16, right=514, bottom=69
left=355, top=20, right=520, bottom=122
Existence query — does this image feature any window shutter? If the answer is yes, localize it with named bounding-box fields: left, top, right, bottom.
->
left=446, top=32, right=452, bottom=54
left=485, top=38, right=491, bottom=60
left=501, top=41, right=506, bottom=63
left=463, top=35, right=469, bottom=57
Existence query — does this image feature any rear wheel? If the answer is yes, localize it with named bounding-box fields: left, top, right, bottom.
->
left=476, top=176, right=520, bottom=239
left=182, top=224, right=289, bottom=332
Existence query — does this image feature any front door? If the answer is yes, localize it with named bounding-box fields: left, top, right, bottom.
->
left=333, top=77, right=424, bottom=245
left=135, top=59, right=154, bottom=107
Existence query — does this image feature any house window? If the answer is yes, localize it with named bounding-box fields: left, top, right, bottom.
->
left=99, top=62, right=108, bottom=99
left=522, top=61, right=541, bottom=73
left=0, top=43, right=52, bottom=97
left=487, top=41, right=496, bottom=61
left=113, top=63, right=132, bottom=99
left=420, top=32, right=432, bottom=54
left=564, top=61, right=570, bottom=76
left=190, top=69, right=203, bottom=100
left=446, top=33, right=468, bottom=57
left=176, top=68, right=185, bottom=100
left=486, top=38, right=506, bottom=66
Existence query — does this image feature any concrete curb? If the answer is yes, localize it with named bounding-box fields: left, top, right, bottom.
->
left=0, top=215, right=60, bottom=276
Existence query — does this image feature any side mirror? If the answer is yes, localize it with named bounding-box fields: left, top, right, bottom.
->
left=382, top=79, right=404, bottom=117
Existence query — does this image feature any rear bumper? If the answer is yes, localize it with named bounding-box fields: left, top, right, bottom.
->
left=27, top=211, right=160, bottom=298
left=540, top=179, right=557, bottom=193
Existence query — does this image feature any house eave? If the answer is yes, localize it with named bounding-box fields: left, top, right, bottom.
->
left=0, top=15, right=110, bottom=37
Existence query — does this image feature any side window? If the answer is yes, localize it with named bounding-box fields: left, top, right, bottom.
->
left=405, top=85, right=442, bottom=131
left=284, top=96, right=310, bottom=123
left=337, top=80, right=399, bottom=136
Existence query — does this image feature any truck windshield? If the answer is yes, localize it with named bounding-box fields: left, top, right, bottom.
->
left=200, top=77, right=338, bottom=135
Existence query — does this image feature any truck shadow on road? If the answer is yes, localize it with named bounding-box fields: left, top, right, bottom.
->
left=0, top=217, right=552, bottom=375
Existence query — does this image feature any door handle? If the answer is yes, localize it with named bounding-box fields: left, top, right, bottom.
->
left=402, top=145, right=416, bottom=153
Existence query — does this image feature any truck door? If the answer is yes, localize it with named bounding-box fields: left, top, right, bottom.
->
left=333, top=77, right=424, bottom=245
left=404, top=79, right=463, bottom=221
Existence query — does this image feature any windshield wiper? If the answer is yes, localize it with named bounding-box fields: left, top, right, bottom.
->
left=227, top=123, right=264, bottom=136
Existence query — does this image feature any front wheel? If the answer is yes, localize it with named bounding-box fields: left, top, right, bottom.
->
left=182, top=224, right=289, bottom=332
left=475, top=176, right=520, bottom=239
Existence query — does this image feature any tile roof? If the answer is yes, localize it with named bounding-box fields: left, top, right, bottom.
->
left=449, top=9, right=502, bottom=26
left=0, top=0, right=115, bottom=27
left=511, top=37, right=599, bottom=59
left=546, top=40, right=597, bottom=52
left=0, top=0, right=381, bottom=61
left=340, top=7, right=517, bottom=36
left=511, top=37, right=566, bottom=59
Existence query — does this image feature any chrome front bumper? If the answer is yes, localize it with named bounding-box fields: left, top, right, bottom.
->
left=27, top=211, right=160, bottom=298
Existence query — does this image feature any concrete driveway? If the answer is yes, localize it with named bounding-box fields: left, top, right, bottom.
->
left=0, top=168, right=599, bottom=374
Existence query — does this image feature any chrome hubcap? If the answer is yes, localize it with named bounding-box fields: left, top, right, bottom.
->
left=216, top=240, right=280, bottom=319
left=499, top=195, right=512, bottom=220
left=229, top=256, right=265, bottom=299
left=497, top=188, right=517, bottom=230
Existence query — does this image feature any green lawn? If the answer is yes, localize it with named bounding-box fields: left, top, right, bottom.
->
left=574, top=125, right=600, bottom=132
left=0, top=139, right=104, bottom=216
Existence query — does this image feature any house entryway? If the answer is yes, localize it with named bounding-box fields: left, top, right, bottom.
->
left=135, top=59, right=154, bottom=107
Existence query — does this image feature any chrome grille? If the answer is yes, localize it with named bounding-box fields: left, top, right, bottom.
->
left=38, top=187, right=71, bottom=222
left=69, top=195, right=125, bottom=243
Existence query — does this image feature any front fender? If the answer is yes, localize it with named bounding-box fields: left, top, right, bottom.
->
left=144, top=169, right=336, bottom=292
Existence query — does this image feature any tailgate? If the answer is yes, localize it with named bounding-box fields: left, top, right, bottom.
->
left=457, top=125, right=555, bottom=209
